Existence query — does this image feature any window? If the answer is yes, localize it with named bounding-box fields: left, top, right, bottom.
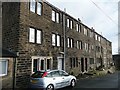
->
left=67, top=38, right=70, bottom=48
left=76, top=24, right=80, bottom=32
left=37, top=30, right=42, bottom=44
left=67, top=38, right=74, bottom=48
left=29, top=28, right=35, bottom=43
left=57, top=35, right=60, bottom=46
left=0, top=60, right=8, bottom=76
left=30, top=0, right=36, bottom=13
left=52, top=34, right=61, bottom=47
left=71, top=38, right=73, bottom=48
left=90, top=31, right=93, bottom=37
left=76, top=24, right=78, bottom=32
left=95, top=34, right=98, bottom=40
left=70, top=57, right=78, bottom=68
left=29, top=28, right=42, bottom=44
left=67, top=19, right=70, bottom=28
left=56, top=13, right=59, bottom=23
left=90, top=58, right=94, bottom=64
left=52, top=10, right=55, bottom=22
left=52, top=34, right=56, bottom=46
left=98, top=36, right=101, bottom=42
left=32, top=57, right=52, bottom=73
left=85, top=43, right=89, bottom=51
left=30, top=0, right=42, bottom=15
left=84, top=28, right=88, bottom=36
left=70, top=20, right=73, bottom=29
left=77, top=40, right=82, bottom=49
left=37, top=2, right=42, bottom=15
left=52, top=10, right=60, bottom=23
left=77, top=41, right=79, bottom=49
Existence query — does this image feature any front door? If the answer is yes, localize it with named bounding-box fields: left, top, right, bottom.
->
left=81, top=58, right=84, bottom=72
left=58, top=58, right=64, bottom=70
left=85, top=58, right=88, bottom=71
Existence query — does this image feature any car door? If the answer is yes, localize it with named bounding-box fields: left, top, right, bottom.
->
left=59, top=70, right=70, bottom=87
left=51, top=71, right=62, bottom=89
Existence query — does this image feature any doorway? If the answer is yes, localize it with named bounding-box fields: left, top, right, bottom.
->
left=58, top=58, right=64, bottom=70
left=81, top=58, right=84, bottom=72
left=85, top=58, right=88, bottom=71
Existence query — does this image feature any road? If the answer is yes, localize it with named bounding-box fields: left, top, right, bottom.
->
left=60, top=71, right=120, bottom=90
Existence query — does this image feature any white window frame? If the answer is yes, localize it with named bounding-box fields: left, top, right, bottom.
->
left=30, top=0, right=36, bottom=13
left=52, top=10, right=55, bottom=22
left=67, top=19, right=70, bottom=28
left=52, top=34, right=56, bottom=46
left=37, top=2, right=42, bottom=15
left=57, top=35, right=60, bottom=46
left=31, top=56, right=53, bottom=73
left=95, top=34, right=98, bottom=40
left=80, top=41, right=82, bottom=49
left=77, top=41, right=79, bottom=49
left=29, top=28, right=35, bottom=43
left=0, top=59, right=8, bottom=77
left=56, top=12, right=59, bottom=23
left=36, top=30, right=42, bottom=44
left=67, top=38, right=70, bottom=48
left=71, top=39, right=73, bottom=48
left=70, top=20, right=73, bottom=29
left=76, top=24, right=78, bottom=32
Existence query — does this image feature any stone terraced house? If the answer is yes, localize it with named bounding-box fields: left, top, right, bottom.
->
left=2, top=0, right=112, bottom=88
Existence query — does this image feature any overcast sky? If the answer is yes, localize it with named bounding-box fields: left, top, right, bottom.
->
left=48, top=0, right=119, bottom=54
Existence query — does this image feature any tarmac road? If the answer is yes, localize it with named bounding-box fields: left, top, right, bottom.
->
left=60, top=71, right=120, bottom=90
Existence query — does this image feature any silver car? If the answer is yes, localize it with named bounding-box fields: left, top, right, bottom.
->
left=30, top=70, right=76, bottom=90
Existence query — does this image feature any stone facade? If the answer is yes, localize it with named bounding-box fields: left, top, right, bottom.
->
left=2, top=1, right=112, bottom=88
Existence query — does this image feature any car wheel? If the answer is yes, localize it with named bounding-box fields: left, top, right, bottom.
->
left=70, top=79, right=76, bottom=87
left=46, top=84, right=54, bottom=90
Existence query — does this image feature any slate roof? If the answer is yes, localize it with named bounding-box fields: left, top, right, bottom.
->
left=0, top=48, right=17, bottom=58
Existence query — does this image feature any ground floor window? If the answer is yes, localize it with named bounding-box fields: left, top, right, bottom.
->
left=89, top=58, right=94, bottom=64
left=32, top=57, right=52, bottom=73
left=70, top=57, right=78, bottom=68
left=0, top=59, right=8, bottom=76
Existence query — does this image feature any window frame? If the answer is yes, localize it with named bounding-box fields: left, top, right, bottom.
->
left=30, top=0, right=42, bottom=16
left=29, top=27, right=42, bottom=44
left=0, top=59, right=8, bottom=77
left=37, top=2, right=42, bottom=15
left=52, top=10, right=56, bottom=22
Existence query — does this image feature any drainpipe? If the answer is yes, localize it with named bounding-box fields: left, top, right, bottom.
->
left=12, top=58, right=16, bottom=90
left=63, top=8, right=66, bottom=71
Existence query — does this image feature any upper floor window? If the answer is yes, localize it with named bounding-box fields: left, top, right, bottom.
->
left=90, top=31, right=93, bottom=38
left=29, top=28, right=42, bottom=44
left=52, top=10, right=60, bottom=23
left=76, top=23, right=80, bottom=33
left=98, top=36, right=101, bottom=42
left=30, top=0, right=36, bottom=13
left=29, top=28, right=35, bottom=43
left=85, top=43, right=89, bottom=51
left=95, top=34, right=98, bottom=40
left=52, top=10, right=55, bottom=22
left=67, top=18, right=73, bottom=29
left=52, top=33, right=61, bottom=47
left=84, top=28, right=88, bottom=36
left=30, top=0, right=42, bottom=15
left=76, top=40, right=82, bottom=49
left=70, top=20, right=73, bottom=29
left=37, top=2, right=42, bottom=15
left=0, top=60, right=8, bottom=76
left=56, top=13, right=60, bottom=23
left=67, top=37, right=74, bottom=48
left=67, top=18, right=70, bottom=28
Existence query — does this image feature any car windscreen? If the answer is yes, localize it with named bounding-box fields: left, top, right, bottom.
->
left=31, top=71, right=45, bottom=78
